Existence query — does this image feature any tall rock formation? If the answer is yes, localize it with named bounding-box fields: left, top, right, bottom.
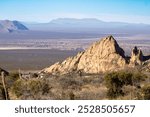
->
left=77, top=35, right=126, bottom=73
left=43, top=36, right=127, bottom=74
left=130, top=46, right=144, bottom=66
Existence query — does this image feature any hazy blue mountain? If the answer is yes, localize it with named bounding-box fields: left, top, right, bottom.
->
left=25, top=18, right=129, bottom=31
left=25, top=18, right=150, bottom=34
left=0, top=20, right=28, bottom=33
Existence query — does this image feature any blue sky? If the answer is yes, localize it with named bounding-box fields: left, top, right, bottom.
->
left=1, top=0, right=150, bottom=23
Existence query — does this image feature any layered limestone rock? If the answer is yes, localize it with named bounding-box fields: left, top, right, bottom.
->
left=130, top=46, right=144, bottom=66
left=43, top=35, right=127, bottom=74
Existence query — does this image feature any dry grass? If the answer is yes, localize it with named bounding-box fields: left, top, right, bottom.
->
left=7, top=73, right=107, bottom=100
left=0, top=70, right=149, bottom=100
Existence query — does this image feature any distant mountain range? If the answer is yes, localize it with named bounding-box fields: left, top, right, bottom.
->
left=0, top=20, right=28, bottom=33
left=1, top=18, right=150, bottom=34
left=24, top=18, right=150, bottom=34
left=0, top=18, right=150, bottom=39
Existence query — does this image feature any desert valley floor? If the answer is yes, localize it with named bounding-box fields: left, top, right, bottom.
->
left=0, top=35, right=150, bottom=100
left=0, top=37, right=150, bottom=71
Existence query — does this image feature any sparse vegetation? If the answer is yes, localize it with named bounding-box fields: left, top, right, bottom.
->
left=0, top=35, right=150, bottom=100
left=0, top=70, right=149, bottom=100
left=10, top=79, right=51, bottom=99
left=105, top=72, right=124, bottom=99
left=141, top=84, right=150, bottom=100
left=6, top=72, right=19, bottom=87
left=104, top=71, right=146, bottom=99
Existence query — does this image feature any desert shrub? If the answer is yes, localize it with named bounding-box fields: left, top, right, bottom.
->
left=10, top=79, right=24, bottom=98
left=141, top=84, right=150, bottom=100
left=59, top=77, right=82, bottom=90
left=132, top=72, right=146, bottom=86
left=10, top=79, right=51, bottom=99
left=6, top=72, right=20, bottom=88
left=118, top=71, right=132, bottom=85
left=104, top=71, right=146, bottom=99
left=69, top=91, right=75, bottom=100
left=105, top=72, right=124, bottom=99
left=28, top=79, right=50, bottom=95
left=58, top=90, right=75, bottom=100
left=76, top=86, right=107, bottom=100
left=8, top=72, right=19, bottom=80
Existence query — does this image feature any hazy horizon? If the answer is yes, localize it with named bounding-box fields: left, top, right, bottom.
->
left=1, top=18, right=150, bottom=25
left=19, top=18, right=150, bottom=25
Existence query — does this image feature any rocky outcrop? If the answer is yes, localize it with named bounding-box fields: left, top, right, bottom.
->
left=43, top=36, right=127, bottom=74
left=43, top=52, right=84, bottom=74
left=130, top=46, right=144, bottom=66
left=42, top=35, right=150, bottom=75
left=77, top=36, right=126, bottom=73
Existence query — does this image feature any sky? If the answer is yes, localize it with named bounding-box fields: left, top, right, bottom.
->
left=0, top=0, right=150, bottom=24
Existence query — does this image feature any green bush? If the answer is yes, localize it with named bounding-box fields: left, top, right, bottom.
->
left=104, top=71, right=146, bottom=99
left=8, top=72, right=19, bottom=80
left=105, top=72, right=124, bottom=99
left=28, top=79, right=50, bottom=95
left=10, top=79, right=24, bottom=98
left=10, top=79, right=51, bottom=99
left=132, top=72, right=146, bottom=86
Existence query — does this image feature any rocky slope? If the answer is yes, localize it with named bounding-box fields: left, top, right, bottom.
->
left=42, top=35, right=150, bottom=75
left=43, top=36, right=128, bottom=74
left=44, top=35, right=150, bottom=75
left=0, top=20, right=28, bottom=33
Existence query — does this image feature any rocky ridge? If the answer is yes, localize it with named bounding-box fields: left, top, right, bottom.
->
left=43, top=35, right=150, bottom=75
left=77, top=36, right=126, bottom=73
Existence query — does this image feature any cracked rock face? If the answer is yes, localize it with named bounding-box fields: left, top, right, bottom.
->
left=77, top=35, right=126, bottom=73
left=43, top=35, right=127, bottom=74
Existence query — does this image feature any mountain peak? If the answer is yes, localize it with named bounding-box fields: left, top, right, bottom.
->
left=106, top=35, right=114, bottom=40
left=50, top=18, right=104, bottom=25
left=43, top=36, right=127, bottom=74
left=0, top=20, right=28, bottom=33
left=89, top=35, right=125, bottom=58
